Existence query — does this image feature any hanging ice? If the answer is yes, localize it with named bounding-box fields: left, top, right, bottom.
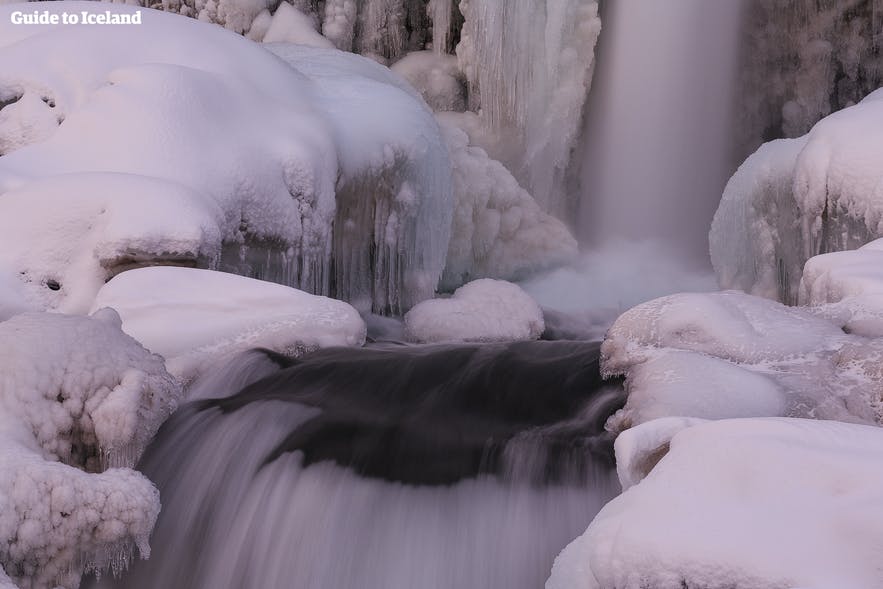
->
left=456, top=0, right=601, bottom=217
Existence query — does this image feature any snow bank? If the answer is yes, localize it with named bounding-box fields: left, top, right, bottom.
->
left=260, top=2, right=333, bottom=47
left=91, top=267, right=366, bottom=384
left=438, top=116, right=578, bottom=289
left=0, top=3, right=451, bottom=314
left=602, top=291, right=882, bottom=431
left=711, top=89, right=883, bottom=304
left=404, top=279, right=543, bottom=343
left=0, top=311, right=181, bottom=588
left=548, top=417, right=883, bottom=589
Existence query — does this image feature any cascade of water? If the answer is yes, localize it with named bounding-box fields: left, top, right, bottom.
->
left=94, top=342, right=624, bottom=589
left=578, top=0, right=746, bottom=266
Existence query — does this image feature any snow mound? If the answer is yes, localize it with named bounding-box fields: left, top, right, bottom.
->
left=0, top=3, right=451, bottom=314
left=711, top=89, right=883, bottom=304
left=404, top=279, right=544, bottom=343
left=548, top=417, right=883, bottom=589
left=602, top=291, right=882, bottom=431
left=259, top=2, right=333, bottom=47
left=0, top=311, right=181, bottom=588
left=438, top=116, right=578, bottom=288
left=91, top=267, right=366, bottom=385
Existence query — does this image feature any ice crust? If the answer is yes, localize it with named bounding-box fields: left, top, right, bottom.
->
left=0, top=311, right=180, bottom=588
left=91, top=267, right=366, bottom=384
left=404, top=279, right=544, bottom=343
left=548, top=417, right=883, bottom=589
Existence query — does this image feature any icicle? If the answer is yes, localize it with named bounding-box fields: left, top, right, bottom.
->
left=428, top=0, right=453, bottom=54
left=457, top=0, right=601, bottom=217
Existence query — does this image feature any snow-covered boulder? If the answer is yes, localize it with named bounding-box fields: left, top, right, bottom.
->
left=91, top=267, right=366, bottom=384
left=548, top=417, right=883, bottom=589
left=0, top=3, right=451, bottom=314
left=0, top=311, right=181, bottom=588
left=711, top=88, right=883, bottom=304
left=602, top=291, right=882, bottom=432
left=404, top=279, right=544, bottom=343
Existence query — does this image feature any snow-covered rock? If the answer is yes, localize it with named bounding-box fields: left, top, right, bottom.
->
left=0, top=3, right=451, bottom=314
left=602, top=291, right=882, bottom=432
left=404, top=279, right=543, bottom=343
left=711, top=88, right=883, bottom=304
left=548, top=417, right=883, bottom=589
left=91, top=267, right=366, bottom=384
left=259, top=2, right=333, bottom=47
left=0, top=311, right=181, bottom=588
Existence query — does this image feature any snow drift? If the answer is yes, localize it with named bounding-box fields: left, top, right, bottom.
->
left=0, top=311, right=180, bottom=589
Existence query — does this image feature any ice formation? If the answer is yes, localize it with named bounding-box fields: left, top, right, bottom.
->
left=91, top=267, right=366, bottom=384
left=0, top=3, right=452, bottom=314
left=711, top=89, right=883, bottom=304
left=548, top=417, right=883, bottom=589
left=404, top=279, right=544, bottom=343
left=0, top=311, right=181, bottom=589
left=390, top=51, right=465, bottom=112
left=457, top=0, right=600, bottom=216
left=601, top=290, right=883, bottom=432
left=437, top=116, right=578, bottom=289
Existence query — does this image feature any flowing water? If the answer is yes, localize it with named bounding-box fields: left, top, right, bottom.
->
left=93, top=341, right=623, bottom=589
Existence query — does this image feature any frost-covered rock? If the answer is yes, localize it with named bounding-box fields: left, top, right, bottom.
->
left=548, top=417, right=883, bottom=589
left=438, top=116, right=578, bottom=288
left=91, top=267, right=366, bottom=384
left=711, top=89, right=883, bottom=304
left=0, top=3, right=451, bottom=314
left=602, top=291, right=882, bottom=431
left=0, top=311, right=181, bottom=588
left=404, top=279, right=543, bottom=343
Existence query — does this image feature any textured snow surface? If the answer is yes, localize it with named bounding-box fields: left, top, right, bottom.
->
left=712, top=88, right=883, bottom=304
left=404, top=279, right=543, bottom=343
left=91, top=267, right=366, bottom=384
left=602, top=290, right=882, bottom=432
left=548, top=417, right=883, bottom=589
left=0, top=311, right=180, bottom=588
left=0, top=3, right=452, bottom=314
left=438, top=116, right=578, bottom=289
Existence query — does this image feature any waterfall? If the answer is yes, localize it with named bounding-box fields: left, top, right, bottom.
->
left=578, top=0, right=746, bottom=266
left=92, top=342, right=624, bottom=589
